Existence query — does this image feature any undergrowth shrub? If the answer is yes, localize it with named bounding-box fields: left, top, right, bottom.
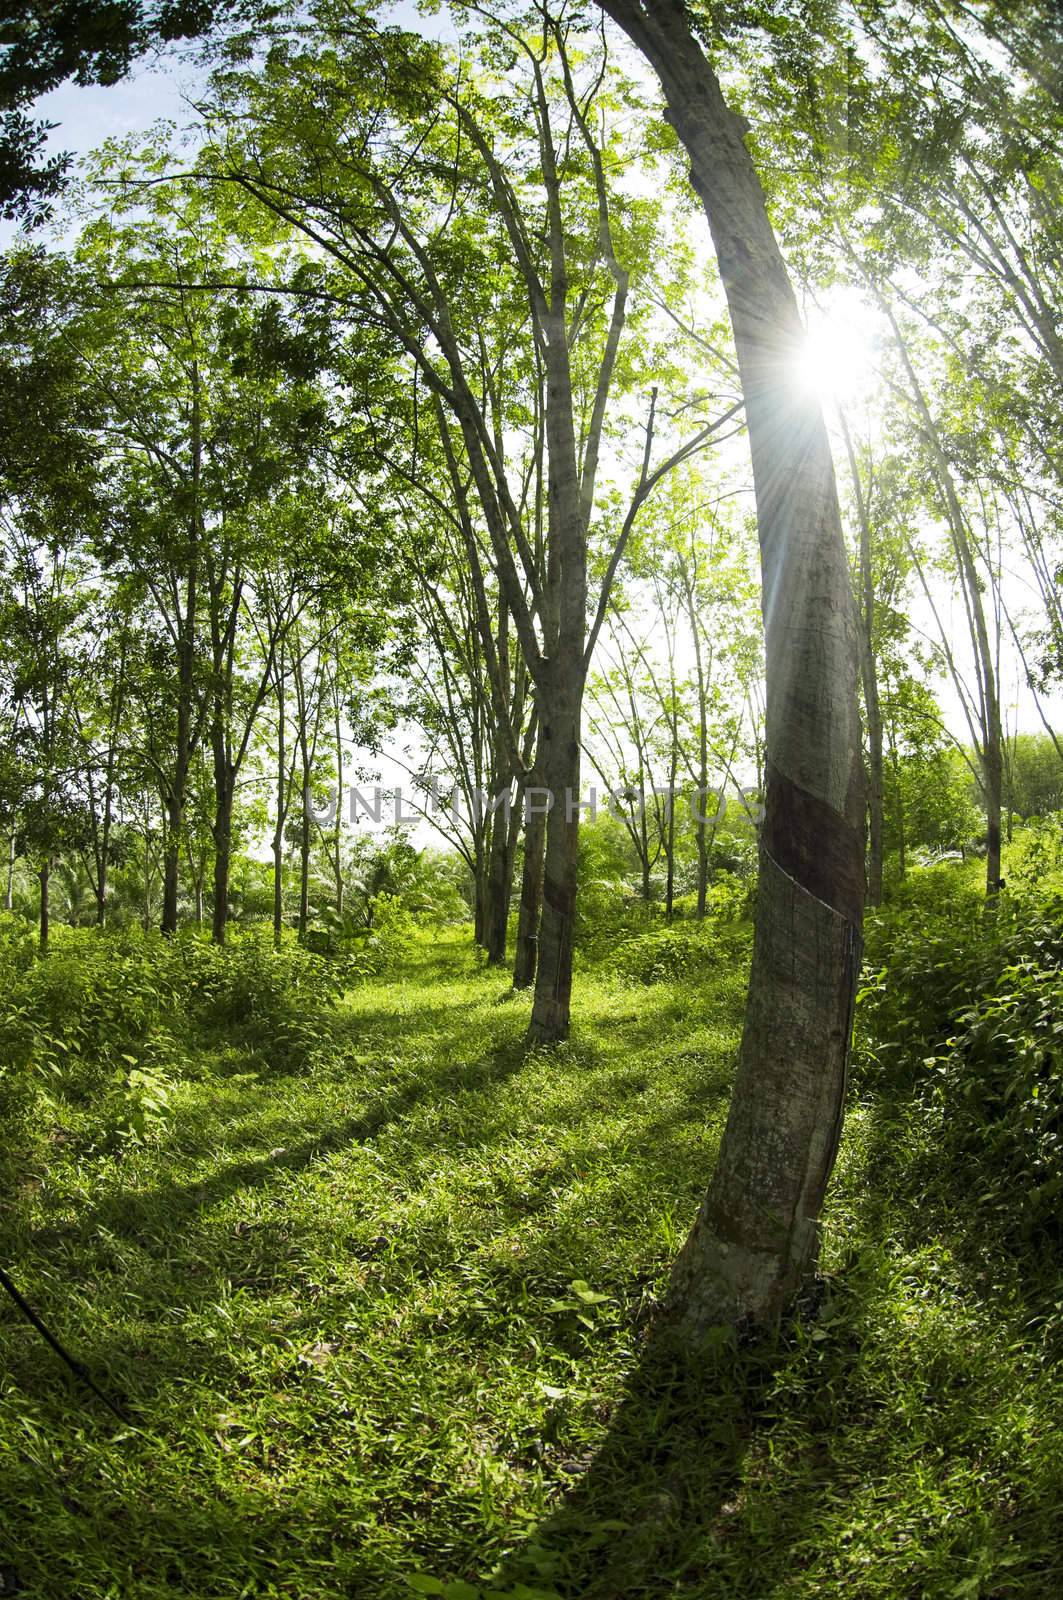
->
left=855, top=868, right=1063, bottom=1253
left=1007, top=813, right=1063, bottom=898
left=192, top=933, right=350, bottom=1068
left=606, top=916, right=751, bottom=986
left=0, top=923, right=364, bottom=1157
left=573, top=877, right=650, bottom=957
left=307, top=892, right=414, bottom=974
left=922, top=951, right=1063, bottom=1246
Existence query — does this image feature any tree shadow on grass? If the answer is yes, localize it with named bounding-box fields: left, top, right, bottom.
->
left=486, top=1298, right=867, bottom=1600
left=0, top=955, right=759, bottom=1598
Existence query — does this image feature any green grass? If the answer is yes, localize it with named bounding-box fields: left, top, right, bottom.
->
left=1, top=921, right=1062, bottom=1598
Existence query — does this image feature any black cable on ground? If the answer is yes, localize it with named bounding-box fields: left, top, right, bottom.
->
left=0, top=1264, right=129, bottom=1425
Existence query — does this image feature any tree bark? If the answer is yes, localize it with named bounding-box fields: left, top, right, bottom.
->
left=527, top=666, right=583, bottom=1043
left=688, top=586, right=711, bottom=918
left=839, top=413, right=884, bottom=906
left=664, top=757, right=678, bottom=923
left=161, top=789, right=184, bottom=936
left=484, top=750, right=515, bottom=967
left=473, top=848, right=488, bottom=949
left=211, top=769, right=234, bottom=946
left=513, top=784, right=547, bottom=990
left=599, top=0, right=865, bottom=1330
left=38, top=859, right=50, bottom=955
left=161, top=360, right=202, bottom=938
left=273, top=651, right=287, bottom=950
left=298, top=765, right=312, bottom=940
left=333, top=693, right=344, bottom=916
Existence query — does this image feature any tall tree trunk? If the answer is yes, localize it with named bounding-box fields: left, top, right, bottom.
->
left=5, top=834, right=14, bottom=912
left=985, top=741, right=1003, bottom=894
left=273, top=656, right=286, bottom=951
left=143, top=830, right=153, bottom=932
left=93, top=784, right=113, bottom=928
left=527, top=664, right=583, bottom=1043
left=333, top=695, right=344, bottom=916
left=162, top=360, right=201, bottom=939
left=211, top=772, right=234, bottom=946
left=484, top=750, right=515, bottom=967
left=513, top=785, right=547, bottom=990
left=664, top=755, right=678, bottom=923
left=600, top=0, right=865, bottom=1330
left=298, top=762, right=312, bottom=941
left=688, top=591, right=711, bottom=919
left=473, top=846, right=488, bottom=949
left=161, top=789, right=184, bottom=936
left=839, top=413, right=884, bottom=906
left=485, top=834, right=514, bottom=965
left=862, top=649, right=885, bottom=906
left=39, top=859, right=50, bottom=955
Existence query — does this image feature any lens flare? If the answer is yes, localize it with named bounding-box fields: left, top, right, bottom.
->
left=794, top=307, right=875, bottom=404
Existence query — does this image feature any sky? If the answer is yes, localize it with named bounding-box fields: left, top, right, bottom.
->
left=0, top=46, right=204, bottom=253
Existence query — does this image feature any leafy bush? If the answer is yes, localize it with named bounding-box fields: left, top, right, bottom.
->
left=921, top=951, right=1063, bottom=1245
left=704, top=869, right=756, bottom=922
left=0, top=922, right=361, bottom=1155
left=0, top=926, right=189, bottom=1101
left=191, top=931, right=351, bottom=1068
left=309, top=891, right=414, bottom=973
left=855, top=866, right=1063, bottom=1250
left=573, top=876, right=649, bottom=956
left=854, top=871, right=993, bottom=1087
left=1006, top=814, right=1063, bottom=898
left=606, top=917, right=750, bottom=986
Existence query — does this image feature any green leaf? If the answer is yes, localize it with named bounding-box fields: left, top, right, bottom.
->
left=569, top=1280, right=611, bottom=1304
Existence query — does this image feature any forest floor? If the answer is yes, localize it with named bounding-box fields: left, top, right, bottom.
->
left=1, top=914, right=1062, bottom=1599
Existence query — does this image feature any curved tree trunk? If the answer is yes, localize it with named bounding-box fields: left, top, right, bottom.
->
left=599, top=0, right=865, bottom=1330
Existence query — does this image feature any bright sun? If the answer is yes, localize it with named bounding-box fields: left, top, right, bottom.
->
left=794, top=305, right=876, bottom=405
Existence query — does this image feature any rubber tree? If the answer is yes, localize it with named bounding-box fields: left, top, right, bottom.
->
left=598, top=0, right=866, bottom=1330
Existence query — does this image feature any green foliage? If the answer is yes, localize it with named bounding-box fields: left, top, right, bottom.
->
left=1007, top=734, right=1063, bottom=821
left=922, top=941, right=1063, bottom=1247
left=0, top=922, right=369, bottom=1158
left=856, top=861, right=1063, bottom=1255
left=0, top=925, right=191, bottom=1102
left=191, top=932, right=351, bottom=1069
left=607, top=914, right=750, bottom=987
left=311, top=893, right=415, bottom=976
left=1007, top=813, right=1063, bottom=898
left=4, top=912, right=1063, bottom=1597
